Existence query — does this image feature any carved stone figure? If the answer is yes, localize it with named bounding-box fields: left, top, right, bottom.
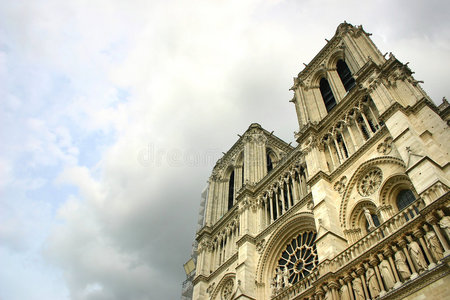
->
left=363, top=208, right=375, bottom=230
left=424, top=224, right=444, bottom=261
left=323, top=284, right=332, bottom=300
left=377, top=253, right=395, bottom=290
left=339, top=278, right=350, bottom=300
left=276, top=267, right=283, bottom=289
left=365, top=263, right=380, bottom=298
left=282, top=267, right=291, bottom=288
left=352, top=276, right=365, bottom=300
left=271, top=277, right=278, bottom=297
left=392, top=245, right=411, bottom=280
left=437, top=210, right=450, bottom=240
left=406, top=235, right=427, bottom=273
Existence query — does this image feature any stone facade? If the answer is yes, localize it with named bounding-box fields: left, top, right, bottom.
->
left=184, top=23, right=450, bottom=300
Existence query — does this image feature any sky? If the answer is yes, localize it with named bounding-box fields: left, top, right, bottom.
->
left=0, top=0, right=449, bottom=299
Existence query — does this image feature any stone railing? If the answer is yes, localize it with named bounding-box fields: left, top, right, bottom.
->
left=272, top=193, right=450, bottom=300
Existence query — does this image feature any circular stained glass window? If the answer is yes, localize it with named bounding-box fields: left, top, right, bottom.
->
left=275, top=231, right=318, bottom=285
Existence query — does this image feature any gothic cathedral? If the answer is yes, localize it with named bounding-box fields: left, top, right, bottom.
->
left=182, top=23, right=450, bottom=300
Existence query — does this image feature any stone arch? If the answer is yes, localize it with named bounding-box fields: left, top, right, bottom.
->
left=339, top=156, right=406, bottom=229
left=379, top=173, right=418, bottom=212
left=210, top=272, right=236, bottom=300
left=310, top=67, right=328, bottom=87
left=348, top=199, right=378, bottom=232
left=256, top=212, right=316, bottom=285
left=326, top=49, right=345, bottom=70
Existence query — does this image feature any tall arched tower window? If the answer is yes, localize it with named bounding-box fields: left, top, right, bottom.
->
left=267, top=152, right=273, bottom=173
left=336, top=59, right=356, bottom=92
left=319, top=78, right=336, bottom=112
left=396, top=189, right=416, bottom=211
left=228, top=170, right=235, bottom=210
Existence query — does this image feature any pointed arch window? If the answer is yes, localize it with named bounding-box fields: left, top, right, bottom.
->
left=336, top=59, right=355, bottom=92
left=396, top=189, right=416, bottom=211
left=228, top=170, right=235, bottom=210
left=319, top=78, right=336, bottom=112
left=267, top=152, right=273, bottom=173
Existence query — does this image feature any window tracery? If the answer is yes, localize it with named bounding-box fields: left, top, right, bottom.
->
left=358, top=168, right=382, bottom=197
left=221, top=278, right=234, bottom=300
left=274, top=231, right=318, bottom=286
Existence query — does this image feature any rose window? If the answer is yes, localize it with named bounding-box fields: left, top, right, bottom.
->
left=276, top=231, right=318, bottom=285
left=358, top=168, right=382, bottom=197
left=221, top=278, right=234, bottom=300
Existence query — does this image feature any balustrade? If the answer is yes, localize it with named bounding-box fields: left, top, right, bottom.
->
left=271, top=194, right=450, bottom=300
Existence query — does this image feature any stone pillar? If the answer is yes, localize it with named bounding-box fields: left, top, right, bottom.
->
left=413, top=229, right=436, bottom=269
left=428, top=216, right=450, bottom=256
left=343, top=275, right=355, bottom=300
left=399, top=239, right=417, bottom=279
left=356, top=266, right=370, bottom=300
left=384, top=248, right=401, bottom=288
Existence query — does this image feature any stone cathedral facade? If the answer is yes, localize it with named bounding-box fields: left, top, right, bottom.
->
left=182, top=23, right=450, bottom=300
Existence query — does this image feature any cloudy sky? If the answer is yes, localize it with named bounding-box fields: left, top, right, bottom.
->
left=1, top=0, right=449, bottom=299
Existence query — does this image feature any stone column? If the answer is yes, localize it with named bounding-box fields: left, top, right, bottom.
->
left=343, top=275, right=355, bottom=300
left=346, top=124, right=359, bottom=151
left=428, top=216, right=450, bottom=256
left=399, top=239, right=417, bottom=279
left=413, top=229, right=436, bottom=269
left=370, top=258, right=386, bottom=297
left=269, top=193, right=274, bottom=223
left=280, top=185, right=286, bottom=213
left=329, top=281, right=339, bottom=300
left=356, top=266, right=370, bottom=300
left=384, top=248, right=401, bottom=288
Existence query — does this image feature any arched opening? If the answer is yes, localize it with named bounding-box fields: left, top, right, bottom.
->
left=228, top=170, right=235, bottom=210
left=396, top=189, right=416, bottom=210
left=319, top=78, right=337, bottom=112
left=336, top=59, right=355, bottom=92
left=267, top=152, right=273, bottom=173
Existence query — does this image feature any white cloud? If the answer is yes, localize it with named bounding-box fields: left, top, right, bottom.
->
left=1, top=0, right=450, bottom=299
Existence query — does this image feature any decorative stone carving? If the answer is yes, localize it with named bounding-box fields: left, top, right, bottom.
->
left=437, top=210, right=450, bottom=241
left=274, top=231, right=318, bottom=286
left=256, top=239, right=265, bottom=254
left=333, top=176, right=347, bottom=194
left=206, top=282, right=215, bottom=295
left=423, top=224, right=444, bottom=261
left=358, top=168, right=383, bottom=197
left=406, top=235, right=427, bottom=273
left=221, top=278, right=234, bottom=300
left=377, top=137, right=393, bottom=155
left=377, top=253, right=395, bottom=290
left=392, top=244, right=411, bottom=280
left=322, top=284, right=332, bottom=300
left=338, top=278, right=351, bottom=300
left=352, top=274, right=365, bottom=300
left=365, top=262, right=380, bottom=298
left=363, top=207, right=376, bottom=230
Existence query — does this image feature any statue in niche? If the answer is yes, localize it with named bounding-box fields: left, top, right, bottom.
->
left=406, top=235, right=427, bottom=273
left=377, top=253, right=395, bottom=290
left=276, top=267, right=283, bottom=290
left=392, top=244, right=411, bottom=280
left=437, top=210, right=450, bottom=240
left=282, top=267, right=291, bottom=288
left=363, top=207, right=376, bottom=230
left=338, top=278, right=351, bottom=300
left=365, top=263, right=380, bottom=298
left=423, top=224, right=444, bottom=261
left=352, top=275, right=365, bottom=300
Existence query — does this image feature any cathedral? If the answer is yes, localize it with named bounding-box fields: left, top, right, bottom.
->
left=182, top=23, right=450, bottom=300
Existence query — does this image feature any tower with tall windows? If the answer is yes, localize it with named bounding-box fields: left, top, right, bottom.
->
left=183, top=22, right=450, bottom=300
